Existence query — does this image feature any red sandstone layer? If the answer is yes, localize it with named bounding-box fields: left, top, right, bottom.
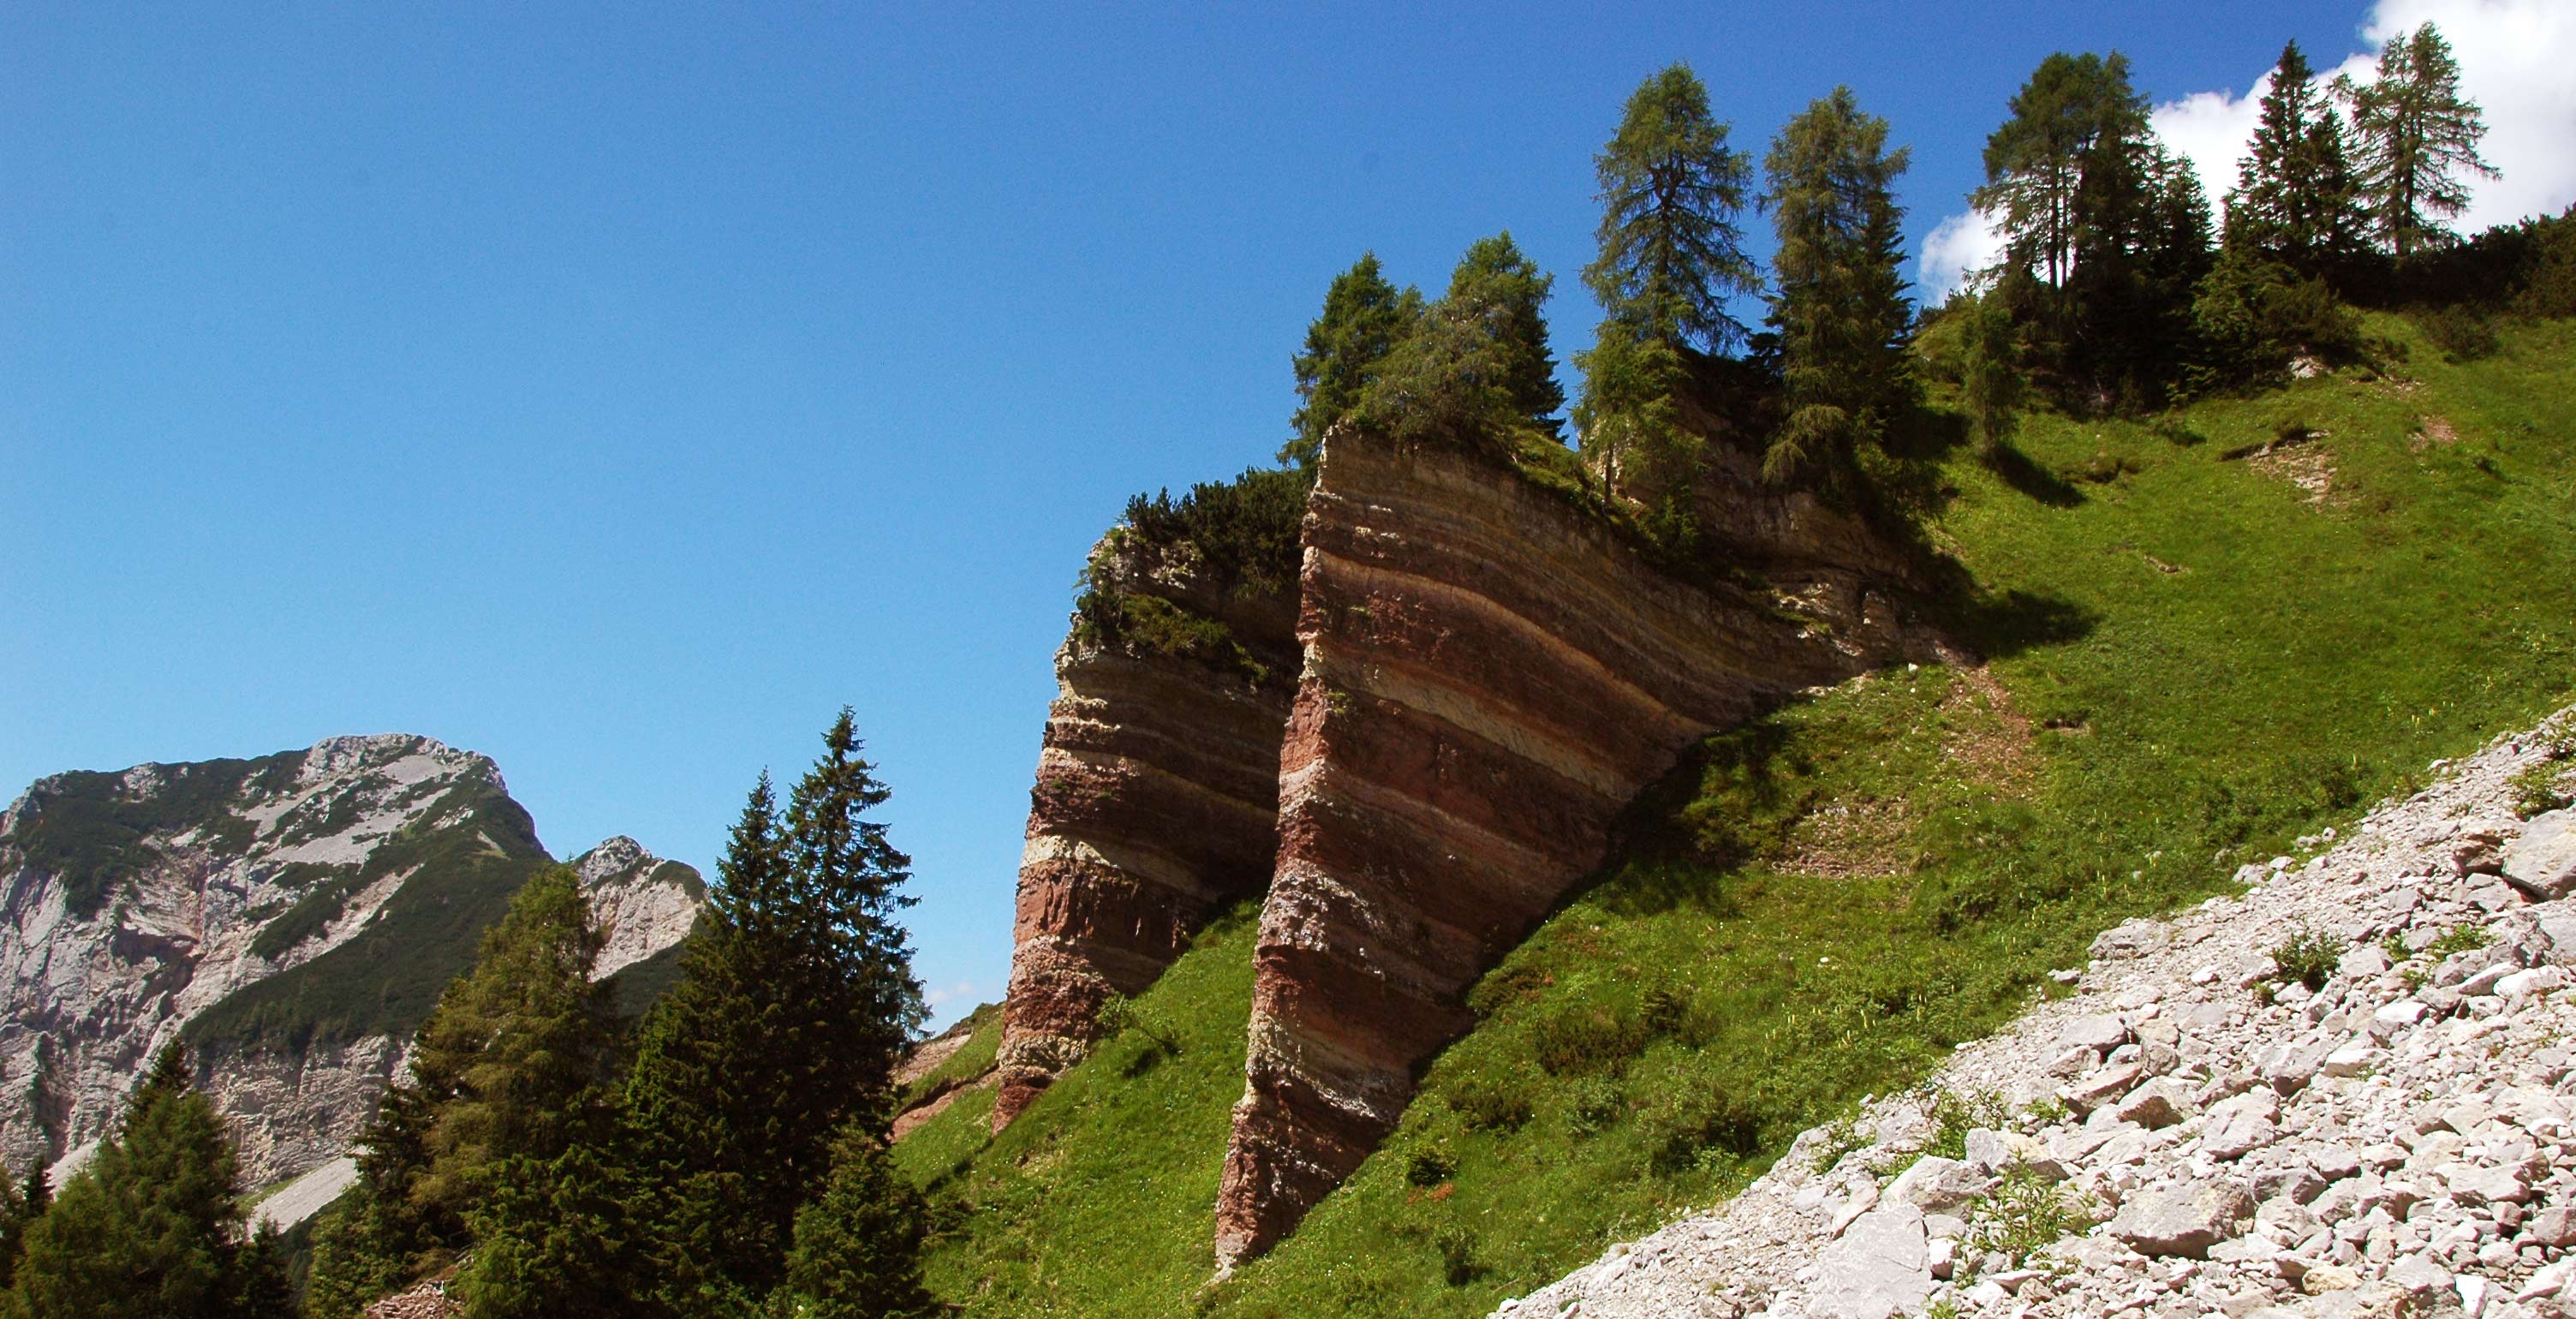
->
left=1211, top=433, right=1928, bottom=1266
left=990, top=538, right=1298, bottom=1129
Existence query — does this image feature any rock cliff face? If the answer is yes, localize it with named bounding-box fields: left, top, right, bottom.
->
left=993, top=534, right=1301, bottom=1127
left=1211, top=434, right=1929, bottom=1264
left=0, top=736, right=699, bottom=1189
left=991, top=424, right=1935, bottom=1264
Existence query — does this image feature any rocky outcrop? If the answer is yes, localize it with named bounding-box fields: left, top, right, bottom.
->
left=1497, top=708, right=2576, bottom=1319
left=571, top=835, right=705, bottom=981
left=1212, top=433, right=1929, bottom=1266
left=0, top=736, right=699, bottom=1189
left=993, top=534, right=1300, bottom=1128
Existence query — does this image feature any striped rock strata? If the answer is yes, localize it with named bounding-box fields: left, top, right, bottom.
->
left=991, top=534, right=1301, bottom=1127
left=1211, top=433, right=1932, bottom=1267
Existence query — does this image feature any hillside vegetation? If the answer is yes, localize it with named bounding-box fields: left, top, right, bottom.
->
left=892, top=312, right=2576, bottom=1317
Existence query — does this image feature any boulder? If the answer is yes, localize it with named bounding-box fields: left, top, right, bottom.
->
left=2114, top=1077, right=2197, bottom=1130
left=1807, top=1202, right=1932, bottom=1319
left=2108, top=1178, right=2254, bottom=1258
left=2057, top=1013, right=2132, bottom=1055
left=1887, top=1156, right=1995, bottom=1214
left=2503, top=810, right=2576, bottom=900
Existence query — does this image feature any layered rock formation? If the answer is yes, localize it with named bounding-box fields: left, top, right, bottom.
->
left=1211, top=433, right=1930, bottom=1265
left=0, top=736, right=700, bottom=1189
left=993, top=533, right=1301, bottom=1126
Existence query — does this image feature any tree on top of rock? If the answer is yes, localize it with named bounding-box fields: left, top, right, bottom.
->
left=1442, top=233, right=1565, bottom=438
left=1759, top=86, right=1914, bottom=486
left=1282, top=254, right=1422, bottom=471
left=1583, top=63, right=1758, bottom=355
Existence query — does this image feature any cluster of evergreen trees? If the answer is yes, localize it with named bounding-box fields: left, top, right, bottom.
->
left=0, top=709, right=931, bottom=1319
left=0, top=1046, right=292, bottom=1318
left=1972, top=25, right=2497, bottom=407
left=306, top=707, right=930, bottom=1319
left=1280, top=22, right=2507, bottom=544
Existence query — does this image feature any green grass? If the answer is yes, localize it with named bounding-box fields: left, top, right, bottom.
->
left=897, top=314, right=2576, bottom=1317
left=898, top=1002, right=1002, bottom=1113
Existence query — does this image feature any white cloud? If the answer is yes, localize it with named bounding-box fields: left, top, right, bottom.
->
left=1920, top=208, right=2008, bottom=301
left=1917, top=0, right=2576, bottom=298
left=924, top=979, right=980, bottom=1007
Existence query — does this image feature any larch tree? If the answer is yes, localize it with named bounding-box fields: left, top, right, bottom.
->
left=2339, top=22, right=2496, bottom=260
left=305, top=865, right=613, bottom=1317
left=1759, top=86, right=1914, bottom=485
left=1583, top=63, right=1758, bottom=353
left=1282, top=254, right=1422, bottom=470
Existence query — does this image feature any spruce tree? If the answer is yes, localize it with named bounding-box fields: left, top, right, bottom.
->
left=1759, top=86, right=1914, bottom=485
left=622, top=715, right=926, bottom=1309
left=0, top=1165, right=37, bottom=1290
left=4, top=1045, right=284, bottom=1319
left=1583, top=63, right=1758, bottom=353
left=2339, top=22, right=2496, bottom=260
left=305, top=865, right=611, bottom=1315
left=1282, top=254, right=1422, bottom=470
left=777, top=1122, right=933, bottom=1319
left=2225, top=41, right=2368, bottom=283
left=1977, top=52, right=2144, bottom=293
left=1442, top=233, right=1565, bottom=436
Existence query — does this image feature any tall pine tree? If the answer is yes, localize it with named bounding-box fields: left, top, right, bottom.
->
left=2339, top=22, right=2496, bottom=260
left=619, top=713, right=926, bottom=1311
left=776, top=1120, right=933, bottom=1319
left=1281, top=254, right=1422, bottom=470
left=4, top=1046, right=288, bottom=1319
left=1759, top=86, right=1914, bottom=486
left=305, top=865, right=612, bottom=1316
left=2225, top=41, right=2368, bottom=283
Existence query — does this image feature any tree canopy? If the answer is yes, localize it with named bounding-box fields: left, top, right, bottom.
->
left=1761, top=86, right=1913, bottom=484
left=2339, top=22, right=2496, bottom=260
left=1583, top=63, right=1758, bottom=353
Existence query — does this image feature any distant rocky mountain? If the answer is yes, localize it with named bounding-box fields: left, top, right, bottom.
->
left=0, top=734, right=702, bottom=1197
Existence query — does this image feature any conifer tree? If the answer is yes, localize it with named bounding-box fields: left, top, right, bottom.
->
left=2225, top=41, right=2368, bottom=282
left=1583, top=63, right=1758, bottom=353
left=1443, top=233, right=1565, bottom=436
left=1759, top=86, right=1914, bottom=485
left=4, top=1045, right=286, bottom=1319
left=1282, top=254, right=1422, bottom=470
left=777, top=1122, right=933, bottom=1319
left=622, top=715, right=926, bottom=1308
left=2338, top=23, right=2496, bottom=260
left=305, top=865, right=611, bottom=1316
left=1977, top=52, right=2146, bottom=293
left=0, top=1165, right=39, bottom=1291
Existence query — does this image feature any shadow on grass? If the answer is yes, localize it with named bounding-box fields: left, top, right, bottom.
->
left=1986, top=441, right=2085, bottom=508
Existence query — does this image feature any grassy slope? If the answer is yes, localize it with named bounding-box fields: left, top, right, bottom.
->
left=898, top=315, right=2576, bottom=1317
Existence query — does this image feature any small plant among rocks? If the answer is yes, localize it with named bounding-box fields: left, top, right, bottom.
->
left=2425, top=922, right=2490, bottom=960
left=1965, top=1163, right=2096, bottom=1270
left=2268, top=922, right=2342, bottom=991
left=2510, top=735, right=2576, bottom=818
left=1808, top=1113, right=1867, bottom=1173
left=1920, top=1087, right=2010, bottom=1161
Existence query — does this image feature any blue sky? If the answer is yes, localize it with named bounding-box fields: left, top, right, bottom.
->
left=7, top=1, right=2559, bottom=1027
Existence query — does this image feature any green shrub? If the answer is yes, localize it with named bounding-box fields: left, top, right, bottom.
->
left=1965, top=1163, right=2096, bottom=1268
left=1431, top=1226, right=1484, bottom=1286
left=2413, top=305, right=2501, bottom=361
left=1922, top=1088, right=2010, bottom=1161
left=1643, top=1089, right=1761, bottom=1175
left=1565, top=1077, right=1625, bottom=1137
left=1404, top=1146, right=1457, bottom=1189
left=2425, top=923, right=2490, bottom=960
left=2268, top=922, right=2342, bottom=991
left=1530, top=1004, right=1645, bottom=1077
left=2509, top=735, right=2575, bottom=818
left=1446, top=1077, right=1534, bottom=1133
